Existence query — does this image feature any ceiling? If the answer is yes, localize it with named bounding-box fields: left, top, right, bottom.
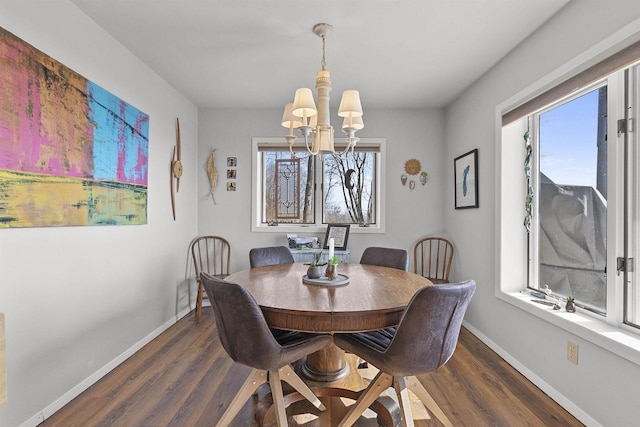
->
left=71, top=0, right=570, bottom=110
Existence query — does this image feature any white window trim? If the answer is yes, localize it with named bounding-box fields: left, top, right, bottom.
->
left=495, top=20, right=640, bottom=367
left=251, top=137, right=386, bottom=234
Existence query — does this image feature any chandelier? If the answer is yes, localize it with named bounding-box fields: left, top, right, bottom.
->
left=281, top=23, right=364, bottom=157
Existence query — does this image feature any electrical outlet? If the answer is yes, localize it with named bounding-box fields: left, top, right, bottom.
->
left=567, top=341, right=579, bottom=365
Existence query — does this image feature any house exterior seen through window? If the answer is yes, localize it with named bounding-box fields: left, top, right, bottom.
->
left=531, top=85, right=608, bottom=314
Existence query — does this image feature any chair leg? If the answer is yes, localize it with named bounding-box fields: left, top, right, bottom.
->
left=196, top=282, right=203, bottom=324
left=278, top=364, right=326, bottom=411
left=268, top=369, right=288, bottom=427
left=216, top=369, right=267, bottom=427
left=405, top=375, right=453, bottom=427
left=338, top=370, right=393, bottom=427
left=393, top=376, right=415, bottom=427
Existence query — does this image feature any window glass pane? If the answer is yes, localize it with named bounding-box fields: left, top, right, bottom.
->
left=275, top=158, right=301, bottom=220
left=322, top=151, right=376, bottom=225
left=261, top=152, right=314, bottom=224
left=536, top=87, right=607, bottom=313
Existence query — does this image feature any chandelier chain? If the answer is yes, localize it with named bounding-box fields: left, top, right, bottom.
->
left=321, top=34, right=327, bottom=70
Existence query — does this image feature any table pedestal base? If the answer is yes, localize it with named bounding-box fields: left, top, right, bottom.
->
left=301, top=344, right=350, bottom=382
left=257, top=354, right=402, bottom=426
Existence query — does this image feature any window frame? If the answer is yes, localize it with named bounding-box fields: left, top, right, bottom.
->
left=251, top=137, right=386, bottom=234
left=622, top=64, right=640, bottom=329
left=528, top=79, right=611, bottom=316
left=496, top=44, right=640, bottom=367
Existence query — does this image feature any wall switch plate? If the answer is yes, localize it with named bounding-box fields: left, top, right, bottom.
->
left=567, top=341, right=579, bottom=364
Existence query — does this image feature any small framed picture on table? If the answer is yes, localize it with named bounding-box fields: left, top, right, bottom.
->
left=323, top=224, right=350, bottom=250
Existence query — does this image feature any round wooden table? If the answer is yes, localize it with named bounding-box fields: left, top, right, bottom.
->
left=226, top=262, right=432, bottom=382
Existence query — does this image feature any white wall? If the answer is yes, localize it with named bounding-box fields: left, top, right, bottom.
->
left=9, top=1, right=640, bottom=426
left=0, top=2, right=199, bottom=426
left=446, top=2, right=640, bottom=426
left=197, top=107, right=446, bottom=271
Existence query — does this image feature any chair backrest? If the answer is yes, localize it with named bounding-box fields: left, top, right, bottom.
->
left=191, top=236, right=231, bottom=278
left=359, top=247, right=409, bottom=271
left=249, top=246, right=295, bottom=268
left=413, top=237, right=454, bottom=282
left=385, top=280, right=476, bottom=375
left=200, top=273, right=288, bottom=371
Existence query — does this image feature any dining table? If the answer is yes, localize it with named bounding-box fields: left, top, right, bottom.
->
left=225, top=262, right=433, bottom=383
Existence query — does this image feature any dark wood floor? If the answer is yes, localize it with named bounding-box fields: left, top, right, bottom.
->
left=41, top=309, right=583, bottom=426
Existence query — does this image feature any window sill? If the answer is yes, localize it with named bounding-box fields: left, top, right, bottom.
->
left=497, top=290, right=640, bottom=367
left=250, top=223, right=386, bottom=234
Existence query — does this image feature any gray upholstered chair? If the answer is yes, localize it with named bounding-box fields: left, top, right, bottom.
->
left=359, top=246, right=409, bottom=271
left=201, top=273, right=332, bottom=427
left=249, top=245, right=295, bottom=268
left=335, top=280, right=476, bottom=427
left=357, top=246, right=409, bottom=369
left=413, top=237, right=454, bottom=284
left=190, top=236, right=231, bottom=324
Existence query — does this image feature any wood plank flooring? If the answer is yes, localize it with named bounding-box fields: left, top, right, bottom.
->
left=41, top=309, right=583, bottom=426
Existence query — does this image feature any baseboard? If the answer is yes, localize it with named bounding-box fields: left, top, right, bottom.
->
left=462, top=321, right=601, bottom=427
left=19, top=307, right=193, bottom=427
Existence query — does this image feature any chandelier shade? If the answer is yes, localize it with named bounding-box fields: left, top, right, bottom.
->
left=292, top=88, right=317, bottom=121
left=338, top=90, right=363, bottom=118
left=281, top=103, right=303, bottom=130
left=281, top=23, right=363, bottom=157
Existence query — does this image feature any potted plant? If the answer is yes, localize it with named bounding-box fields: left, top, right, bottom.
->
left=325, top=256, right=339, bottom=280
left=306, top=253, right=326, bottom=279
left=565, top=296, right=576, bottom=313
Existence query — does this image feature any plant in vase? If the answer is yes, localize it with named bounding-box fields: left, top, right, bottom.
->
left=325, top=256, right=339, bottom=280
left=565, top=296, right=576, bottom=313
left=306, top=253, right=326, bottom=279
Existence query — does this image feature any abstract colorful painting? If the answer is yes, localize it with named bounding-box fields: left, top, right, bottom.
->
left=0, top=27, right=149, bottom=228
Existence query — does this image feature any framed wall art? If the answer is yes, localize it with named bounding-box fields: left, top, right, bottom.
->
left=0, top=27, right=149, bottom=228
left=454, top=149, right=479, bottom=209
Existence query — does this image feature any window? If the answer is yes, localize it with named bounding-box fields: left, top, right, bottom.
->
left=530, top=84, right=608, bottom=315
left=508, top=62, right=640, bottom=329
left=252, top=138, right=385, bottom=233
